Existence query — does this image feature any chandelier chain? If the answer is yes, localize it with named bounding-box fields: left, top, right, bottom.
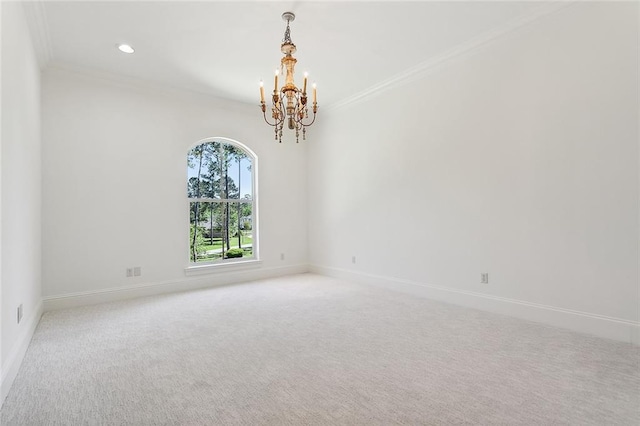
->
left=282, top=20, right=292, bottom=45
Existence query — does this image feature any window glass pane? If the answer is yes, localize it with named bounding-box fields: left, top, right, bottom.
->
left=225, top=146, right=253, bottom=199
left=188, top=143, right=217, bottom=199
left=227, top=201, right=253, bottom=258
left=190, top=202, right=224, bottom=263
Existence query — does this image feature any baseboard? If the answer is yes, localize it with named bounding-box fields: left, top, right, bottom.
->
left=310, top=265, right=640, bottom=345
left=43, top=264, right=309, bottom=311
left=1, top=301, right=44, bottom=406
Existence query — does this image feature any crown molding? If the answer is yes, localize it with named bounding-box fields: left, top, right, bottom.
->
left=45, top=61, right=254, bottom=110
left=328, top=1, right=576, bottom=112
left=22, top=1, right=54, bottom=68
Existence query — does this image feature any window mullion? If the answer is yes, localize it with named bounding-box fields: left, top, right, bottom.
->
left=190, top=198, right=250, bottom=203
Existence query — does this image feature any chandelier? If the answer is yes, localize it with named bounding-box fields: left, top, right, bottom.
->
left=260, top=12, right=318, bottom=143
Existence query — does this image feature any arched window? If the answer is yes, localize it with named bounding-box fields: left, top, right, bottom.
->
left=187, top=138, right=257, bottom=265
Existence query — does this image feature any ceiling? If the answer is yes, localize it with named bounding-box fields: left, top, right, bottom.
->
left=31, top=1, right=549, bottom=107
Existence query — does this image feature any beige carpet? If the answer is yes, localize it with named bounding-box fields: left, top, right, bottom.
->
left=1, top=273, right=639, bottom=425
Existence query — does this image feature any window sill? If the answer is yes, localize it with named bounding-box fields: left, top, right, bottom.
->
left=184, top=259, right=262, bottom=276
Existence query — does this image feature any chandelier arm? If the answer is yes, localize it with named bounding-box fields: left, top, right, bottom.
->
left=288, top=97, right=312, bottom=126
left=298, top=110, right=318, bottom=127
left=261, top=106, right=284, bottom=127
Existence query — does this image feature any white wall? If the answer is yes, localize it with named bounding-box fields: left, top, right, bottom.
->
left=308, top=2, right=639, bottom=342
left=0, top=0, right=4, bottom=386
left=1, top=1, right=43, bottom=400
left=41, top=67, right=308, bottom=304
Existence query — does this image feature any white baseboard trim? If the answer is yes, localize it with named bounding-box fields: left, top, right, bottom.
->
left=1, top=301, right=44, bottom=407
left=43, top=264, right=309, bottom=311
left=310, top=265, right=640, bottom=345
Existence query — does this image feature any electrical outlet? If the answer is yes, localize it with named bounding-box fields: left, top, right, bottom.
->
left=352, top=256, right=356, bottom=264
left=134, top=266, right=141, bottom=277
left=126, top=268, right=133, bottom=277
left=481, top=273, right=489, bottom=284
left=280, top=253, right=285, bottom=261
left=17, top=304, right=23, bottom=324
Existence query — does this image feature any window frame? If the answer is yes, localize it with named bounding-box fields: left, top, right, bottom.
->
left=184, top=137, right=259, bottom=274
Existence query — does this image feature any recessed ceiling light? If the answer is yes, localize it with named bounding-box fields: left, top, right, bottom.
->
left=117, top=44, right=135, bottom=54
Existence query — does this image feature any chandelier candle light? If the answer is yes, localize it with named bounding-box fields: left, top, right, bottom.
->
left=260, top=12, right=318, bottom=143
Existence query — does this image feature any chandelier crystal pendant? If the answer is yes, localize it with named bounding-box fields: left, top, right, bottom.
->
left=260, top=12, right=318, bottom=143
